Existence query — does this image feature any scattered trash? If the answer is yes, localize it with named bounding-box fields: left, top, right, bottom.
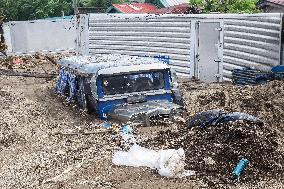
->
left=186, top=109, right=263, bottom=128
left=112, top=144, right=195, bottom=178
left=12, top=57, right=24, bottom=65
left=203, top=156, right=216, bottom=166
left=232, top=158, right=249, bottom=178
left=120, top=125, right=133, bottom=134
left=145, top=108, right=284, bottom=183
left=232, top=66, right=284, bottom=86
left=271, top=65, right=284, bottom=73
left=102, top=122, right=112, bottom=129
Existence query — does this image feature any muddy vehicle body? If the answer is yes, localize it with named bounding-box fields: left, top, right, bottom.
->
left=56, top=54, right=184, bottom=125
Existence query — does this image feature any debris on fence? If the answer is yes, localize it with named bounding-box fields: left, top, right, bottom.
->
left=232, top=66, right=284, bottom=85
left=112, top=144, right=195, bottom=178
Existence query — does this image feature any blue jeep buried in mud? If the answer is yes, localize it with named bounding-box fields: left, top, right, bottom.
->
left=55, top=54, right=184, bottom=125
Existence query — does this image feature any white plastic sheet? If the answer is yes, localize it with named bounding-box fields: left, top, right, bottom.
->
left=112, top=144, right=195, bottom=178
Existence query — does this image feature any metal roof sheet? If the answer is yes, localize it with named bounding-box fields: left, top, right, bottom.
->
left=58, top=54, right=168, bottom=74
left=112, top=3, right=158, bottom=13
left=266, top=0, right=284, bottom=6
left=258, top=0, right=284, bottom=7
left=159, top=0, right=188, bottom=7
left=148, top=3, right=192, bottom=14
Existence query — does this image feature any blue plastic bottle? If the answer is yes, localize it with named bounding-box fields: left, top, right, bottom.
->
left=232, top=158, right=249, bottom=178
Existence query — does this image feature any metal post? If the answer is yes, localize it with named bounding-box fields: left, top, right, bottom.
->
left=73, top=0, right=78, bottom=14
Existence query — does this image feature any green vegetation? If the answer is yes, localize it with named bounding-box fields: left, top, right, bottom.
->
left=189, top=0, right=259, bottom=13
left=0, top=0, right=259, bottom=21
left=0, top=0, right=73, bottom=21
left=80, top=0, right=127, bottom=9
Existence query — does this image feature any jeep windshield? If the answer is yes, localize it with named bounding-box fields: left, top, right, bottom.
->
left=102, top=71, right=165, bottom=95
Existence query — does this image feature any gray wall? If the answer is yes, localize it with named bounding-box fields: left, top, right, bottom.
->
left=78, top=13, right=283, bottom=81
left=3, top=18, right=76, bottom=55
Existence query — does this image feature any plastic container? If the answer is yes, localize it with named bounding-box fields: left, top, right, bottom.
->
left=232, top=158, right=249, bottom=178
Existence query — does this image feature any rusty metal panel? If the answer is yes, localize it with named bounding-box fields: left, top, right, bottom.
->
left=159, top=0, right=188, bottom=7
left=88, top=14, right=191, bottom=78
left=223, top=14, right=282, bottom=81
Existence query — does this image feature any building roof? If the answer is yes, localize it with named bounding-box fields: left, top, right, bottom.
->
left=148, top=3, right=201, bottom=14
left=266, top=0, right=284, bottom=6
left=78, top=7, right=106, bottom=14
left=159, top=0, right=189, bottom=7
left=258, top=0, right=284, bottom=8
left=111, top=3, right=158, bottom=13
left=58, top=54, right=168, bottom=75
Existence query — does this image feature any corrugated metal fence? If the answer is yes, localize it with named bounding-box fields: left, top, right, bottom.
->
left=223, top=15, right=282, bottom=80
left=79, top=13, right=283, bottom=81
left=86, top=14, right=191, bottom=77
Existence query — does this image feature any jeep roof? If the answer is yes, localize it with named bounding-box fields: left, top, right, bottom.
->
left=58, top=54, right=169, bottom=76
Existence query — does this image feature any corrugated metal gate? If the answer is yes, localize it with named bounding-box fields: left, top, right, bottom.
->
left=79, top=13, right=283, bottom=82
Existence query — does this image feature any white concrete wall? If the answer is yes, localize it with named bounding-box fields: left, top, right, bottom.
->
left=3, top=18, right=76, bottom=55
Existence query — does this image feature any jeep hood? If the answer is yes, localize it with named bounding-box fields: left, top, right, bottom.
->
left=107, top=100, right=181, bottom=123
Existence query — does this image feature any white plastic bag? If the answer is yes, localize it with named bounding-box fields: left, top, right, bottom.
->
left=112, top=144, right=195, bottom=178
left=113, top=144, right=160, bottom=169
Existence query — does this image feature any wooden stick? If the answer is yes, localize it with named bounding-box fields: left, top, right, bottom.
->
left=45, top=55, right=58, bottom=66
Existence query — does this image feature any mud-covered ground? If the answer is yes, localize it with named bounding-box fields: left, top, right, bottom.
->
left=0, top=55, right=283, bottom=188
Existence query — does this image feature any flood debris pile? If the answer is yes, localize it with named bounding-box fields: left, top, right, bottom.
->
left=0, top=53, right=72, bottom=74
left=143, top=80, right=284, bottom=185
left=181, top=80, right=284, bottom=129
left=0, top=53, right=73, bottom=81
left=146, top=120, right=284, bottom=185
